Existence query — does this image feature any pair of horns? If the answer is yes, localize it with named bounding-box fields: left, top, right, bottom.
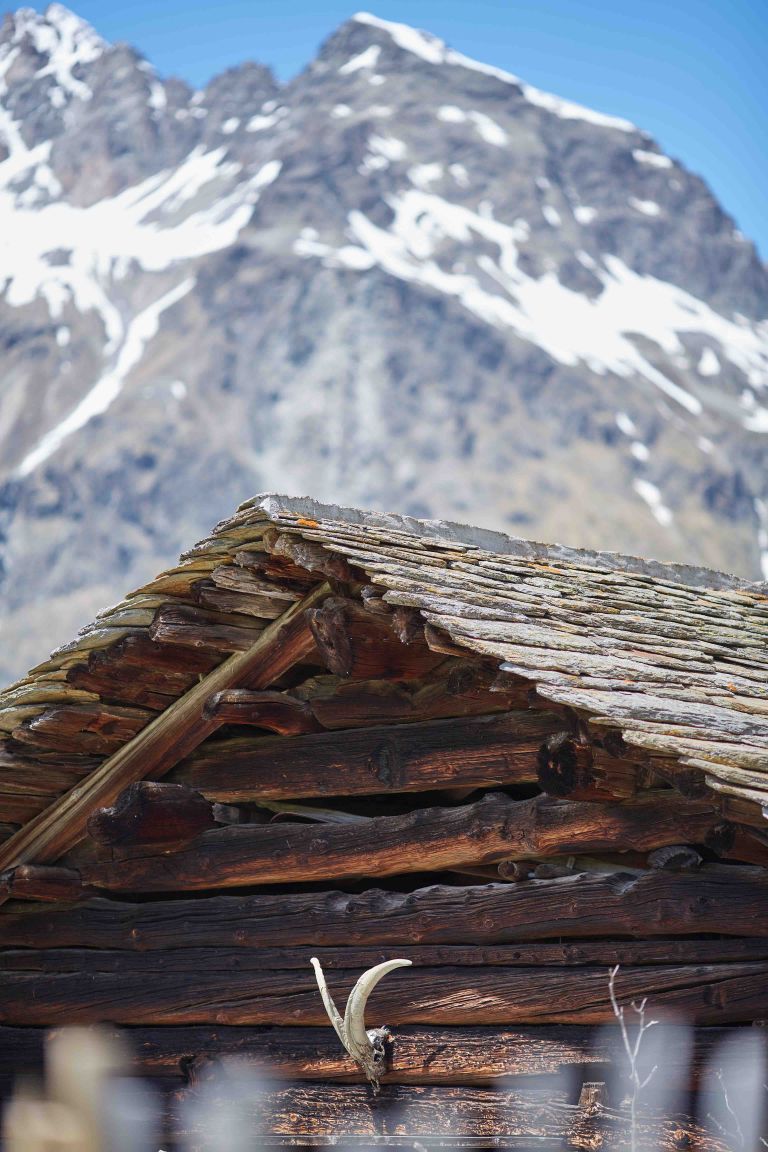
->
left=310, top=957, right=412, bottom=1090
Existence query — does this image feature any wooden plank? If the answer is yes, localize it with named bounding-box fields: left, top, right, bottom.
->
left=1, top=959, right=767, bottom=1026
left=170, top=711, right=563, bottom=802
left=76, top=792, right=723, bottom=892
left=168, top=1083, right=731, bottom=1148
left=0, top=1022, right=734, bottom=1087
left=4, top=868, right=766, bottom=947
left=5, top=939, right=768, bottom=973
left=0, top=583, right=330, bottom=872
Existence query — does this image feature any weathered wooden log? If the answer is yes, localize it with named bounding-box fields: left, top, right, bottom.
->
left=301, top=662, right=532, bottom=728
left=202, top=690, right=320, bottom=733
left=168, top=1083, right=731, bottom=1149
left=0, top=583, right=330, bottom=871
left=102, top=633, right=220, bottom=677
left=4, top=869, right=766, bottom=947
left=171, top=711, right=562, bottom=802
left=6, top=939, right=768, bottom=974
left=0, top=1023, right=735, bottom=1088
left=193, top=579, right=300, bottom=620
left=86, top=782, right=215, bottom=848
left=1, top=959, right=767, bottom=1026
left=537, top=735, right=638, bottom=801
left=12, top=703, right=153, bottom=755
left=149, top=604, right=267, bottom=654
left=77, top=792, right=723, bottom=892
left=0, top=865, right=90, bottom=903
left=66, top=662, right=184, bottom=711
left=307, top=596, right=442, bottom=679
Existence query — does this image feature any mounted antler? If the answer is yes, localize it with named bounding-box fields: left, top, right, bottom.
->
left=310, top=956, right=412, bottom=1091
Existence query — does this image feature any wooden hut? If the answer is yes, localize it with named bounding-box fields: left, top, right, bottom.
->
left=1, top=493, right=767, bottom=1148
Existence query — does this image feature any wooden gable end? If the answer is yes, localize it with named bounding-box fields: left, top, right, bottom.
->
left=0, top=495, right=767, bottom=1147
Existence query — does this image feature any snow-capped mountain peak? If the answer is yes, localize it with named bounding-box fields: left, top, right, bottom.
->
left=2, top=3, right=105, bottom=104
left=0, top=6, right=766, bottom=683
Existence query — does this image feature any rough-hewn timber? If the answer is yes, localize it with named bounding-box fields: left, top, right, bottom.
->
left=3, top=870, right=766, bottom=947
left=1, top=959, right=766, bottom=1025
left=170, top=711, right=564, bottom=801
left=75, top=792, right=726, bottom=891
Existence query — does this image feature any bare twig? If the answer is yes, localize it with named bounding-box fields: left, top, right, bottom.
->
left=608, top=964, right=659, bottom=1152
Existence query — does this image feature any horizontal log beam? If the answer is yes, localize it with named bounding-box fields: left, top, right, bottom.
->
left=4, top=868, right=766, bottom=947
left=1, top=960, right=766, bottom=1026
left=302, top=661, right=532, bottom=728
left=170, top=711, right=563, bottom=802
left=0, top=1023, right=735, bottom=1088
left=76, top=792, right=723, bottom=892
left=0, top=583, right=330, bottom=872
left=6, top=938, right=768, bottom=974
left=171, top=1083, right=730, bottom=1148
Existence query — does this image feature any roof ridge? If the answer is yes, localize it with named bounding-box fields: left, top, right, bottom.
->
left=242, top=493, right=767, bottom=595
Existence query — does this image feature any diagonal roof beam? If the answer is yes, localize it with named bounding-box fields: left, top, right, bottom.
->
left=0, top=582, right=331, bottom=872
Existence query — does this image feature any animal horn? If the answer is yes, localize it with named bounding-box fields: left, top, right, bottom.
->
left=343, top=959, right=412, bottom=1066
left=310, top=956, right=412, bottom=1090
left=310, top=956, right=346, bottom=1048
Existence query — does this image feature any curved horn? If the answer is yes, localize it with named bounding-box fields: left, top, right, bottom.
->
left=343, top=958, right=412, bottom=1066
left=310, top=956, right=346, bottom=1048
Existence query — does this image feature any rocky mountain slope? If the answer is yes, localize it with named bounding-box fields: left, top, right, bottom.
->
left=0, top=4, right=766, bottom=682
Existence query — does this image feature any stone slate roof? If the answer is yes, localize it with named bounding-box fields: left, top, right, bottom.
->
left=1, top=493, right=767, bottom=836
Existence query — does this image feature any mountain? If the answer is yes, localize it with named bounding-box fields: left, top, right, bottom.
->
left=0, top=5, right=766, bottom=683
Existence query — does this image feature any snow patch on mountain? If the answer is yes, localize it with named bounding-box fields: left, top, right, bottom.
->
left=633, top=478, right=673, bottom=526
left=296, top=188, right=767, bottom=418
left=18, top=278, right=195, bottom=476
left=0, top=145, right=280, bottom=341
left=6, top=4, right=104, bottom=103
left=633, top=148, right=672, bottom=170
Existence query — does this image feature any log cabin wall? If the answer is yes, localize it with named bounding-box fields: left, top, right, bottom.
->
left=0, top=493, right=767, bottom=1147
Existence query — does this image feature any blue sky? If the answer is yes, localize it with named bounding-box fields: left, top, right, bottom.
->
left=27, top=0, right=767, bottom=258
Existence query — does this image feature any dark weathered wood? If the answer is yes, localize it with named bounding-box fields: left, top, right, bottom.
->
left=537, top=735, right=638, bottom=801
left=303, top=662, right=532, bottom=728
left=202, top=690, right=320, bottom=733
left=0, top=583, right=330, bottom=872
left=0, top=865, right=90, bottom=902
left=103, top=633, right=220, bottom=677
left=0, top=1023, right=734, bottom=1087
left=4, top=869, right=765, bottom=947
left=77, top=792, right=723, bottom=891
left=307, top=596, right=442, bottom=679
left=12, top=703, right=153, bottom=755
left=8, top=939, right=768, bottom=973
left=193, top=579, right=298, bottom=620
left=86, top=782, right=215, bottom=848
left=149, top=604, right=267, bottom=654
left=2, top=959, right=766, bottom=1026
left=174, top=1082, right=731, bottom=1148
left=171, top=711, right=562, bottom=802
left=66, top=661, right=188, bottom=711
